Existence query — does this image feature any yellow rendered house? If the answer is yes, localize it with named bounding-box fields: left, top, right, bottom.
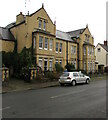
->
left=1, top=4, right=96, bottom=73
left=67, top=25, right=96, bottom=73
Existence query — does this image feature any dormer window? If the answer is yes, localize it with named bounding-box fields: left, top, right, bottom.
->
left=85, top=34, right=90, bottom=42
left=39, top=19, right=42, bottom=29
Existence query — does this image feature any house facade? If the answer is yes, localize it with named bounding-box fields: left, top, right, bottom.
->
left=1, top=4, right=96, bottom=73
left=67, top=25, right=96, bottom=73
left=95, top=41, right=108, bottom=70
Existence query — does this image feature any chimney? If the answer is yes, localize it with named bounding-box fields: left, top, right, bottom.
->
left=16, top=12, right=24, bottom=24
left=104, top=40, right=108, bottom=46
left=20, top=12, right=22, bottom=15
left=86, top=24, right=88, bottom=28
left=42, top=3, right=44, bottom=8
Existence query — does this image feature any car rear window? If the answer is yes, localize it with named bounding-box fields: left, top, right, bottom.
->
left=61, top=73, right=69, bottom=77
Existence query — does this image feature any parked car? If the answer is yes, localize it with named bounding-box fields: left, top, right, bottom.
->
left=59, top=72, right=90, bottom=86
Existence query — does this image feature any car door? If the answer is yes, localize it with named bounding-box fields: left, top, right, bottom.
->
left=80, top=73, right=86, bottom=83
left=73, top=73, right=80, bottom=83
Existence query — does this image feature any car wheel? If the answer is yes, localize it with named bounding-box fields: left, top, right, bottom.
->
left=72, top=80, right=76, bottom=86
left=86, top=79, right=90, bottom=84
left=60, top=83, right=64, bottom=86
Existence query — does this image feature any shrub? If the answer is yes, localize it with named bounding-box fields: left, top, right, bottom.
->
left=65, top=63, right=75, bottom=72
left=2, top=47, right=37, bottom=80
left=55, top=63, right=64, bottom=73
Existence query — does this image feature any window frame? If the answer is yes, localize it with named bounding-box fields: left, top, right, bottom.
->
left=59, top=43, right=62, bottom=53
left=49, top=59, right=53, bottom=71
left=44, top=59, right=48, bottom=71
left=49, top=39, right=53, bottom=51
left=44, top=37, right=48, bottom=50
left=43, top=20, right=46, bottom=30
left=39, top=36, right=43, bottom=49
left=39, top=58, right=43, bottom=70
left=33, top=36, right=36, bottom=49
left=39, top=19, right=42, bottom=29
left=56, top=42, right=59, bottom=53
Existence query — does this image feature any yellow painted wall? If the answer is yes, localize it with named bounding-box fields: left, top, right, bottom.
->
left=10, top=7, right=56, bottom=53
left=78, top=27, right=95, bottom=72
left=55, top=39, right=67, bottom=68
left=68, top=42, right=77, bottom=69
left=0, top=40, right=14, bottom=52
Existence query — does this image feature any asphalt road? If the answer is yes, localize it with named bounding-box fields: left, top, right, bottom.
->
left=2, top=79, right=107, bottom=118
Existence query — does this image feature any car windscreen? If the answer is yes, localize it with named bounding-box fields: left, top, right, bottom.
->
left=61, top=73, right=69, bottom=77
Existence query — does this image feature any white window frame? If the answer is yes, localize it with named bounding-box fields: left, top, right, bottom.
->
left=56, top=42, right=59, bottom=53
left=56, top=59, right=58, bottom=64
left=74, top=46, right=76, bottom=54
left=33, top=36, right=36, bottom=49
left=44, top=59, right=48, bottom=71
left=49, top=39, right=53, bottom=51
left=59, top=43, right=62, bottom=53
left=84, top=46, right=86, bottom=55
left=85, top=34, right=89, bottom=42
left=60, top=60, right=62, bottom=65
left=88, top=62, right=90, bottom=71
left=71, top=45, right=74, bottom=55
left=90, top=62, right=92, bottom=71
left=39, top=36, right=43, bottom=49
left=39, top=58, right=43, bottom=70
left=49, top=59, right=53, bottom=71
left=43, top=20, right=46, bottom=30
left=90, top=47, right=92, bottom=55
left=44, top=37, right=48, bottom=50
left=74, top=60, right=76, bottom=69
left=39, top=19, right=42, bottom=29
left=92, top=48, right=94, bottom=55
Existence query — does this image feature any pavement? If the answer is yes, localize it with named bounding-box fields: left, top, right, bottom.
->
left=2, top=79, right=59, bottom=94
left=2, top=73, right=108, bottom=94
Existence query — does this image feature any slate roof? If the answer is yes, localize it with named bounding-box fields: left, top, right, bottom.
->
left=99, top=44, right=108, bottom=52
left=83, top=41, right=95, bottom=47
left=6, top=22, right=16, bottom=29
left=56, top=30, right=74, bottom=42
left=0, top=27, right=15, bottom=41
left=67, top=28, right=86, bottom=38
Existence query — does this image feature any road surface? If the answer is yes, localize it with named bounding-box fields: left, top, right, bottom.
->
left=2, top=79, right=106, bottom=118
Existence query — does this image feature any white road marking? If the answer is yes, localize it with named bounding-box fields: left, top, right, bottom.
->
left=50, top=89, right=85, bottom=99
left=0, top=106, right=11, bottom=111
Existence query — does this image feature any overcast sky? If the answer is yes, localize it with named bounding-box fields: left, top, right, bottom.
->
left=0, top=0, right=107, bottom=46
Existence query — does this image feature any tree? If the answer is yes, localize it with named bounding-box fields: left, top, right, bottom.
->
left=65, top=63, right=75, bottom=72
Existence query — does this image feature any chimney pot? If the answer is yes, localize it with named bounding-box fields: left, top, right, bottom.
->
left=104, top=40, right=107, bottom=46
left=42, top=3, right=44, bottom=8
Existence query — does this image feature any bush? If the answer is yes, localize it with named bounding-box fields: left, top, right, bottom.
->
left=55, top=63, right=64, bottom=73
left=65, top=63, right=75, bottom=72
left=2, top=47, right=37, bottom=80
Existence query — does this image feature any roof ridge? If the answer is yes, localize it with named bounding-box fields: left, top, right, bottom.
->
left=67, top=28, right=86, bottom=33
left=56, top=29, right=67, bottom=33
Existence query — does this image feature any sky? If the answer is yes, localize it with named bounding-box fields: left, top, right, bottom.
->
left=0, top=0, right=107, bottom=46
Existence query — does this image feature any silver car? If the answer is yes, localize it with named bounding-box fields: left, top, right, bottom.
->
left=59, top=72, right=90, bottom=86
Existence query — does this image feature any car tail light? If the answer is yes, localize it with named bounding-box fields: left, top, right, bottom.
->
left=67, top=77, right=71, bottom=79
